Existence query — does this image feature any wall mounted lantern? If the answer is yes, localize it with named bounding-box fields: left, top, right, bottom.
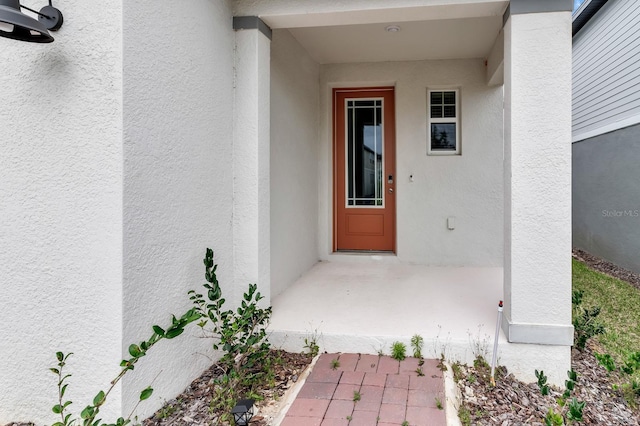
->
left=0, top=0, right=63, bottom=43
left=231, top=399, right=254, bottom=426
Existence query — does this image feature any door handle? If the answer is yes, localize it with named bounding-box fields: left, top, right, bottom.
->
left=389, top=188, right=394, bottom=193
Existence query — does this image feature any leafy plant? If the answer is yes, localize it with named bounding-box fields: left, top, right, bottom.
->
left=435, top=396, right=443, bottom=410
left=188, top=248, right=272, bottom=420
left=535, top=370, right=550, bottom=396
left=391, top=341, right=406, bottom=361
left=560, top=369, right=578, bottom=403
left=330, top=359, right=340, bottom=370
left=303, top=329, right=320, bottom=357
left=621, top=351, right=640, bottom=375
left=544, top=407, right=563, bottom=426
left=353, top=390, right=361, bottom=402
left=572, top=290, right=605, bottom=350
left=411, top=334, right=424, bottom=359
left=50, top=308, right=199, bottom=426
left=594, top=352, right=616, bottom=372
left=458, top=406, right=471, bottom=426
left=190, top=249, right=271, bottom=371
left=415, top=367, right=424, bottom=377
left=437, top=353, right=448, bottom=372
left=566, top=398, right=586, bottom=422
left=451, top=362, right=464, bottom=383
left=536, top=369, right=586, bottom=424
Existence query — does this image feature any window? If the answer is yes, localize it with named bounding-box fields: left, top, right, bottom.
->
left=428, top=89, right=460, bottom=155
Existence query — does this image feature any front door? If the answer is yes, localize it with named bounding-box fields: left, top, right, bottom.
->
left=334, top=87, right=396, bottom=251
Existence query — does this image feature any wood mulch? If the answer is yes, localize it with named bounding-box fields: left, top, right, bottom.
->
left=454, top=249, right=640, bottom=425
left=141, top=350, right=313, bottom=426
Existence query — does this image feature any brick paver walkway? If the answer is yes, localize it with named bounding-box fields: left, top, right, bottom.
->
left=281, top=353, right=447, bottom=426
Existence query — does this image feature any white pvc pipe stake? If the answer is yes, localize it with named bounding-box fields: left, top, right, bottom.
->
left=490, top=300, right=503, bottom=386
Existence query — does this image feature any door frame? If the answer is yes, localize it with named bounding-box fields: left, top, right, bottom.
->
left=332, top=86, right=396, bottom=252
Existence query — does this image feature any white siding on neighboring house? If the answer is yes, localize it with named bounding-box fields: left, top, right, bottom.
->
left=572, top=0, right=640, bottom=142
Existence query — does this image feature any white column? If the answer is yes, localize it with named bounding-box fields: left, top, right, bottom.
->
left=233, top=20, right=271, bottom=306
left=503, top=6, right=573, bottom=346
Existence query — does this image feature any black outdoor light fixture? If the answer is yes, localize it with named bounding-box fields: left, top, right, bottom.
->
left=231, top=399, right=255, bottom=426
left=0, top=0, right=63, bottom=43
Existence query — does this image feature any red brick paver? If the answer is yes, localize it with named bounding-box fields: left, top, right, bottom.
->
left=281, top=354, right=447, bottom=426
left=340, top=370, right=365, bottom=385
left=324, top=399, right=355, bottom=419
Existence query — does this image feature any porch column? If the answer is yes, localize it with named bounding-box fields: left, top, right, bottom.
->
left=232, top=17, right=271, bottom=305
left=502, top=1, right=573, bottom=346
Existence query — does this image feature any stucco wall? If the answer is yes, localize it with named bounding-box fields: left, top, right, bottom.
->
left=573, top=124, right=640, bottom=274
left=0, top=1, right=124, bottom=424
left=503, top=11, right=572, bottom=332
left=270, top=30, right=320, bottom=297
left=122, top=0, right=235, bottom=419
left=319, top=59, right=504, bottom=265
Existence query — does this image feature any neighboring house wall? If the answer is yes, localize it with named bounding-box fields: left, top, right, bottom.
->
left=572, top=0, right=640, bottom=273
left=122, top=0, right=235, bottom=419
left=572, top=0, right=640, bottom=142
left=0, top=1, right=124, bottom=424
left=573, top=125, right=640, bottom=273
left=319, top=59, right=504, bottom=265
left=270, top=29, right=320, bottom=297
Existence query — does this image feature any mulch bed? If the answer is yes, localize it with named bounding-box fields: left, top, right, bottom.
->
left=141, top=350, right=313, bottom=426
left=457, top=345, right=639, bottom=425
left=454, top=249, right=640, bottom=425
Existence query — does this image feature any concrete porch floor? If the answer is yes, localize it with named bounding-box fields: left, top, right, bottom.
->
left=268, top=259, right=571, bottom=384
left=269, top=260, right=504, bottom=363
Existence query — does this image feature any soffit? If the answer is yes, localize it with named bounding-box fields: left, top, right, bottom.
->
left=287, top=16, right=503, bottom=64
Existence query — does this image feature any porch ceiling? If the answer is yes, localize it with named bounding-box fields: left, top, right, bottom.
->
left=287, top=16, right=503, bottom=64
left=250, top=1, right=507, bottom=64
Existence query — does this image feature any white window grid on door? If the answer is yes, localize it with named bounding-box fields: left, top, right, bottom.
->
left=345, top=97, right=385, bottom=208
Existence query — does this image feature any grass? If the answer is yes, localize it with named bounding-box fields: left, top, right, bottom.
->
left=572, top=259, right=640, bottom=365
left=573, top=258, right=640, bottom=408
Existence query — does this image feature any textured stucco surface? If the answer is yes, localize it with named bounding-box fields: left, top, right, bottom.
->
left=319, top=59, right=504, bottom=266
left=503, top=12, right=572, bottom=337
left=573, top=124, right=640, bottom=274
left=0, top=1, right=124, bottom=423
left=122, top=0, right=235, bottom=419
left=233, top=28, right=272, bottom=306
left=270, top=29, right=320, bottom=297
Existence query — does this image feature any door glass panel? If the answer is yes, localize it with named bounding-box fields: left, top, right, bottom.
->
left=346, top=99, right=383, bottom=207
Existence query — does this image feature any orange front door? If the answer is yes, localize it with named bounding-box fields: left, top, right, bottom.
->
left=334, top=87, right=396, bottom=251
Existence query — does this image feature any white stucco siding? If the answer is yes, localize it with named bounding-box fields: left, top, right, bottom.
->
left=122, top=0, right=235, bottom=419
left=270, top=29, right=321, bottom=297
left=504, top=11, right=572, bottom=330
left=0, top=1, right=124, bottom=424
left=232, top=28, right=271, bottom=306
left=319, top=59, right=504, bottom=266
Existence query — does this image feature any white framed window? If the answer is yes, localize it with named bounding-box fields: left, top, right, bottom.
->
left=427, top=88, right=460, bottom=155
